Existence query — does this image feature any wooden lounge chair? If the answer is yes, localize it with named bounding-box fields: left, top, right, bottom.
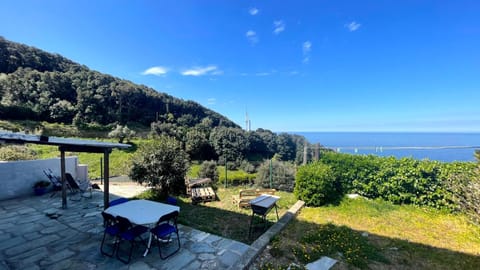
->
left=65, top=172, right=93, bottom=200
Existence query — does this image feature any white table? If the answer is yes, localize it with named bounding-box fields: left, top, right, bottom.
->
left=104, top=199, right=180, bottom=256
left=249, top=194, right=280, bottom=237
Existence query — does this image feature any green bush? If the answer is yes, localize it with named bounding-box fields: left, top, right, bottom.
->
left=198, top=160, right=219, bottom=183
left=319, top=151, right=380, bottom=194
left=318, top=152, right=479, bottom=214
left=255, top=160, right=296, bottom=191
left=294, top=162, right=341, bottom=206
left=129, top=136, right=189, bottom=197
left=0, top=145, right=36, bottom=161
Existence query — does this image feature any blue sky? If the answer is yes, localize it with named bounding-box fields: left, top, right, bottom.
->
left=1, top=0, right=479, bottom=132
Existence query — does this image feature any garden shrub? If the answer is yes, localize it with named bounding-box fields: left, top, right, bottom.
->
left=317, top=152, right=480, bottom=216
left=441, top=162, right=480, bottom=220
left=239, top=160, right=256, bottom=173
left=198, top=160, right=219, bottom=183
left=294, top=162, right=341, bottom=206
left=255, top=160, right=296, bottom=191
left=129, top=136, right=189, bottom=197
left=0, top=145, right=36, bottom=161
left=319, top=151, right=379, bottom=194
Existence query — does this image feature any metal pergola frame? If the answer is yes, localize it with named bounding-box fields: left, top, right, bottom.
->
left=0, top=132, right=130, bottom=209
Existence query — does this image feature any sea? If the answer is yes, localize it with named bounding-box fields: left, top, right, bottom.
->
left=294, top=132, right=480, bottom=163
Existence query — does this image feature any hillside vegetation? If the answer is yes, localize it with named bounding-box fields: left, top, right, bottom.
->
left=0, top=36, right=237, bottom=129
left=0, top=37, right=313, bottom=175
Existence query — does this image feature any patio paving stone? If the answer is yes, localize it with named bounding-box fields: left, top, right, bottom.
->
left=0, top=187, right=251, bottom=270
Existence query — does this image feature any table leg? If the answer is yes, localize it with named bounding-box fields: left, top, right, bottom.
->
left=249, top=212, right=255, bottom=237
left=143, top=232, right=153, bottom=257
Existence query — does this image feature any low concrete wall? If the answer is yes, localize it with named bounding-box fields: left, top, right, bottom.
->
left=229, top=200, right=305, bottom=270
left=0, top=157, right=78, bottom=200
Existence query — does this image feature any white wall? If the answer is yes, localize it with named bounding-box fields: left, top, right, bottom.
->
left=0, top=157, right=78, bottom=200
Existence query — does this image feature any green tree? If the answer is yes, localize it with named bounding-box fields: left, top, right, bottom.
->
left=255, top=128, right=277, bottom=158
left=108, top=124, right=136, bottom=143
left=198, top=160, right=219, bottom=183
left=275, top=133, right=296, bottom=161
left=209, top=127, right=249, bottom=167
left=185, top=128, right=216, bottom=160
left=129, top=137, right=189, bottom=197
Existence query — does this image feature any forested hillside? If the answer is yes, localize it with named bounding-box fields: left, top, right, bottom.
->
left=0, top=36, right=237, bottom=128
left=0, top=37, right=316, bottom=174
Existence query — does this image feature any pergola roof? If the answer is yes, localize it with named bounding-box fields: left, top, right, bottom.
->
left=0, top=132, right=130, bottom=153
left=0, top=132, right=130, bottom=209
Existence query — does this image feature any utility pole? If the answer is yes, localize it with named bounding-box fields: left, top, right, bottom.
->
left=224, top=155, right=228, bottom=189
left=303, top=142, right=308, bottom=165
left=269, top=159, right=273, bottom=189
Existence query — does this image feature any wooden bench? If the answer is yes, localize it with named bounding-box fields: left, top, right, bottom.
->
left=232, top=188, right=276, bottom=208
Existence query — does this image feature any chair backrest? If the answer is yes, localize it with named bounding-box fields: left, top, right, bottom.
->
left=109, top=197, right=129, bottom=207
left=157, top=211, right=179, bottom=225
left=116, top=215, right=133, bottom=232
left=240, top=189, right=257, bottom=197
left=43, top=169, right=61, bottom=187
left=166, top=196, right=177, bottom=205
left=65, top=173, right=80, bottom=189
left=102, top=211, right=117, bottom=227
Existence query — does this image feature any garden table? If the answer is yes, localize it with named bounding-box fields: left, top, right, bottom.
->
left=104, top=199, right=180, bottom=256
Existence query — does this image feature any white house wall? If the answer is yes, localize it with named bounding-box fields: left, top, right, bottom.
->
left=0, top=157, right=78, bottom=200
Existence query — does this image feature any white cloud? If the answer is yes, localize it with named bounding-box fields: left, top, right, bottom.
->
left=207, top=98, right=216, bottom=105
left=345, top=21, right=361, bottom=32
left=289, top=71, right=300, bottom=75
left=249, top=7, right=259, bottom=15
left=303, top=41, right=312, bottom=54
left=142, top=66, right=168, bottom=76
left=273, top=20, right=285, bottom=34
left=181, top=65, right=220, bottom=76
left=246, top=30, right=258, bottom=44
left=302, top=41, right=312, bottom=63
left=256, top=72, right=270, bottom=76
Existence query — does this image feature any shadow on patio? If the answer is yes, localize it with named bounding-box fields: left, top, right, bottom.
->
left=0, top=190, right=250, bottom=270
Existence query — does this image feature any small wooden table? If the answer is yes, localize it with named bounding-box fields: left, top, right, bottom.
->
left=248, top=194, right=280, bottom=237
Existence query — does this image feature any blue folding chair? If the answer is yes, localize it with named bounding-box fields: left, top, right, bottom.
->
left=109, top=197, right=129, bottom=207
left=166, top=196, right=178, bottom=205
left=100, top=212, right=120, bottom=257
left=150, top=211, right=180, bottom=259
left=115, top=216, right=148, bottom=264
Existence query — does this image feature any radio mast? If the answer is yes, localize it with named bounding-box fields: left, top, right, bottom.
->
left=245, top=109, right=251, bottom=131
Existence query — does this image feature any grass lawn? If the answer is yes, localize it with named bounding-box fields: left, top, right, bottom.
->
left=260, top=197, right=480, bottom=269
left=29, top=140, right=139, bottom=178
left=137, top=186, right=297, bottom=244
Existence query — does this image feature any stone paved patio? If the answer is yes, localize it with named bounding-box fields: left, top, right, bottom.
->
left=0, top=190, right=250, bottom=270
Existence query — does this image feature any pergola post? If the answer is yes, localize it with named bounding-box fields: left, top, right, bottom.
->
left=103, top=149, right=110, bottom=210
left=60, top=148, right=67, bottom=209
